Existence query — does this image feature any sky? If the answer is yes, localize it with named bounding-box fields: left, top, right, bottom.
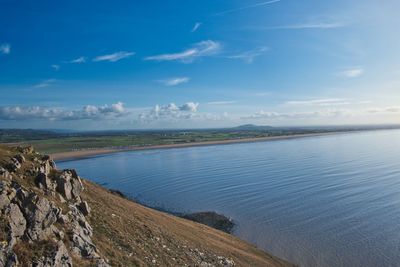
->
left=0, top=0, right=399, bottom=130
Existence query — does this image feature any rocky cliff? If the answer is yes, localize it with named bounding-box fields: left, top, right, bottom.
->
left=0, top=145, right=109, bottom=266
left=0, top=145, right=292, bottom=267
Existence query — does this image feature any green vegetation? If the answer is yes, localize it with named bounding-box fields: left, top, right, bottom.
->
left=1, top=125, right=399, bottom=154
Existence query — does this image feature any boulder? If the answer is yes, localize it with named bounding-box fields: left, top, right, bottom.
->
left=5, top=203, right=26, bottom=245
left=18, top=193, right=61, bottom=241
left=56, top=170, right=83, bottom=200
left=68, top=206, right=98, bottom=258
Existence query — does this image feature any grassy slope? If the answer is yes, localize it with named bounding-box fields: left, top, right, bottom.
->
left=83, top=180, right=293, bottom=267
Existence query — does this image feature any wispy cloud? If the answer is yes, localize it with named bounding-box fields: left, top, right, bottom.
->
left=0, top=43, right=10, bottom=54
left=69, top=56, right=87, bottom=63
left=266, top=22, right=345, bottom=30
left=159, top=77, right=190, bottom=86
left=191, top=22, right=202, bottom=32
left=0, top=102, right=126, bottom=121
left=367, top=106, right=400, bottom=114
left=226, top=46, right=269, bottom=63
left=145, top=40, right=221, bottom=63
left=285, top=98, right=351, bottom=106
left=206, top=101, right=236, bottom=105
left=33, top=79, right=57, bottom=88
left=254, top=92, right=272, bottom=96
left=340, top=67, right=364, bottom=78
left=244, top=109, right=353, bottom=120
left=93, top=51, right=135, bottom=62
left=51, top=64, right=60, bottom=71
left=214, top=0, right=281, bottom=16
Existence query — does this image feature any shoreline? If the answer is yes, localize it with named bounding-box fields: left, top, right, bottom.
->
left=50, top=131, right=345, bottom=161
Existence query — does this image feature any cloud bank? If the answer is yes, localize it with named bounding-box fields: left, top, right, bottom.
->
left=0, top=102, right=126, bottom=121
left=139, top=102, right=199, bottom=122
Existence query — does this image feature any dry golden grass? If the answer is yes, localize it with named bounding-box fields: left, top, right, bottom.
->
left=83, top=180, right=293, bottom=267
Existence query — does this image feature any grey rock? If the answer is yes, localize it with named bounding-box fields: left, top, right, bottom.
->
left=5, top=252, right=18, bottom=267
left=7, top=158, right=21, bottom=173
left=77, top=201, right=91, bottom=216
left=68, top=206, right=98, bottom=258
left=35, top=173, right=56, bottom=191
left=19, top=193, right=61, bottom=241
left=56, top=170, right=83, bottom=200
left=0, top=181, right=11, bottom=210
left=96, top=258, right=111, bottom=267
left=33, top=241, right=72, bottom=267
left=13, top=155, right=25, bottom=164
left=18, top=146, right=34, bottom=155
left=71, top=230, right=98, bottom=258
left=0, top=167, right=10, bottom=180
left=6, top=203, right=26, bottom=244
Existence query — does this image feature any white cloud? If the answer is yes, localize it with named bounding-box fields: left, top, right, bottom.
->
left=51, top=65, right=60, bottom=71
left=93, top=51, right=135, bottom=62
left=0, top=102, right=127, bottom=121
left=0, top=43, right=10, bottom=54
left=214, top=0, right=281, bottom=16
left=139, top=102, right=199, bottom=122
left=191, top=22, right=202, bottom=32
left=340, top=67, right=364, bottom=78
left=180, top=102, right=199, bottom=112
left=226, top=46, right=269, bottom=63
left=69, top=56, right=87, bottom=63
left=159, top=77, right=190, bottom=86
left=33, top=79, right=57, bottom=88
left=145, top=40, right=221, bottom=63
left=285, top=98, right=351, bottom=106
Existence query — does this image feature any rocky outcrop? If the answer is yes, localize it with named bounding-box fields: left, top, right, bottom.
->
left=0, top=146, right=109, bottom=266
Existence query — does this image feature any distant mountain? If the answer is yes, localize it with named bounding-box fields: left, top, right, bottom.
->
left=233, top=124, right=274, bottom=130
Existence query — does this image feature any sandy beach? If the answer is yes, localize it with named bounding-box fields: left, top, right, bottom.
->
left=51, top=132, right=343, bottom=161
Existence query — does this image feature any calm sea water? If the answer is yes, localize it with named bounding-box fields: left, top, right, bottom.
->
left=58, top=130, right=400, bottom=267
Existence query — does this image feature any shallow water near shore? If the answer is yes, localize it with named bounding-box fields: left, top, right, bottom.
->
left=58, top=129, right=400, bottom=267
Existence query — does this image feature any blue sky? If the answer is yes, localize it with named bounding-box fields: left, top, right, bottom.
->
left=1, top=0, right=399, bottom=129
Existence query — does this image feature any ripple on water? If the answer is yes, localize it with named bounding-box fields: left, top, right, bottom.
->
left=59, top=130, right=400, bottom=267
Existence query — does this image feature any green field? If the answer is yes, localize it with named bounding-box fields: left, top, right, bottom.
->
left=1, top=125, right=398, bottom=154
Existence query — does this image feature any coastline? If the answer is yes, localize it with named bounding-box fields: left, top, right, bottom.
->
left=50, top=131, right=343, bottom=161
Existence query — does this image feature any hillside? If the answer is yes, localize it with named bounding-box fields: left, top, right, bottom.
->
left=0, top=145, right=293, bottom=266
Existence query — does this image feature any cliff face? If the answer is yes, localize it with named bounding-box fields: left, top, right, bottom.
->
left=0, top=145, right=292, bottom=267
left=0, top=145, right=109, bottom=266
